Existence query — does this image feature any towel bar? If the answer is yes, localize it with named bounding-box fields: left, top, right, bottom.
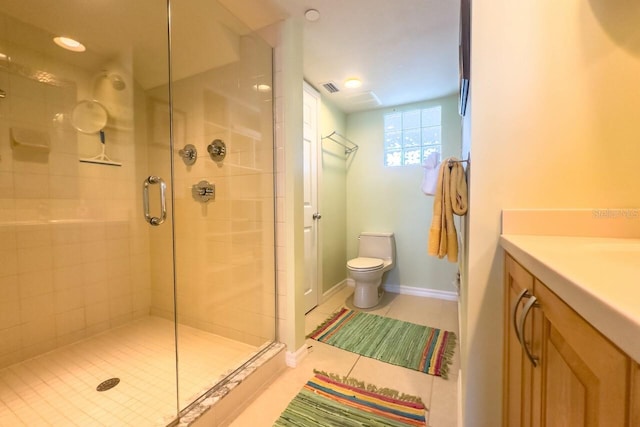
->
left=447, top=158, right=469, bottom=167
left=321, top=131, right=358, bottom=155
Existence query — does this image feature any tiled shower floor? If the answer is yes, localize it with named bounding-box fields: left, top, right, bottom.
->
left=0, top=316, right=256, bottom=426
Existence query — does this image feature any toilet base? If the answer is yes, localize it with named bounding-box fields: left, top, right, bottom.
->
left=353, top=284, right=383, bottom=309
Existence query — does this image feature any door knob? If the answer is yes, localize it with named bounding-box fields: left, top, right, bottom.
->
left=312, top=212, right=322, bottom=220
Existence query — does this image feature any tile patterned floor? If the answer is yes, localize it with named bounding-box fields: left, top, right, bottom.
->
left=230, top=287, right=460, bottom=427
left=0, top=316, right=256, bottom=426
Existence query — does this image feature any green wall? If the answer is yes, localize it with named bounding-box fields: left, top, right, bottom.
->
left=319, top=97, right=348, bottom=294
left=345, top=95, right=462, bottom=292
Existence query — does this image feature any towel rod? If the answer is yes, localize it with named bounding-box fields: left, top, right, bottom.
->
left=447, top=158, right=469, bottom=166
left=321, top=131, right=359, bottom=155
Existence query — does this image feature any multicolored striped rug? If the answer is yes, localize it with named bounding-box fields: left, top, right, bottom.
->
left=273, top=372, right=427, bottom=426
left=308, top=308, right=456, bottom=378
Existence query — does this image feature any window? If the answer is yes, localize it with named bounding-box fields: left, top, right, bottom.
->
left=383, top=106, right=441, bottom=167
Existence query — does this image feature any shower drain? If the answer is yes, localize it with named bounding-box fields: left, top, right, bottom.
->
left=96, top=378, right=120, bottom=392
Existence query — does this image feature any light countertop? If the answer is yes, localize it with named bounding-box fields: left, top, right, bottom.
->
left=500, top=234, right=640, bottom=363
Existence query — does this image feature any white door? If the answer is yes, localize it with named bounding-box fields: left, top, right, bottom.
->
left=302, top=82, right=320, bottom=313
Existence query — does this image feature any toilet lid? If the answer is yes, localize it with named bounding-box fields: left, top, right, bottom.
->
left=347, top=257, right=384, bottom=271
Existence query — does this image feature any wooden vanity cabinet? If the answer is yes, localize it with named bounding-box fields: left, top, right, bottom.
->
left=632, top=363, right=640, bottom=426
left=503, top=254, right=634, bottom=427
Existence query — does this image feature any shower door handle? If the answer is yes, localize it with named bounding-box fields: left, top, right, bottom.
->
left=143, top=176, right=167, bottom=226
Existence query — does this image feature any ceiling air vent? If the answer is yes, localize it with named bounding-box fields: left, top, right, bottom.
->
left=321, top=81, right=340, bottom=93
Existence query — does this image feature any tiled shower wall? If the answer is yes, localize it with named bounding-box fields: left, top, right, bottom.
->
left=146, top=34, right=276, bottom=347
left=0, top=13, right=151, bottom=369
left=0, top=10, right=276, bottom=370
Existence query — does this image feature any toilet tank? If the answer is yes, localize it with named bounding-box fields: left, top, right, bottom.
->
left=358, top=232, right=395, bottom=261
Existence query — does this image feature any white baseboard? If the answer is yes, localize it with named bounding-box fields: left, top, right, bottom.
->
left=321, top=279, right=348, bottom=303
left=383, top=284, right=458, bottom=301
left=285, top=344, right=308, bottom=368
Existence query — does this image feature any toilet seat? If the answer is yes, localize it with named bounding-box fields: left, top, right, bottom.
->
left=347, top=257, right=384, bottom=272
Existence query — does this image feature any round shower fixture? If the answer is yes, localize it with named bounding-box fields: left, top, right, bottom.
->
left=108, top=73, right=126, bottom=91
left=95, top=72, right=126, bottom=91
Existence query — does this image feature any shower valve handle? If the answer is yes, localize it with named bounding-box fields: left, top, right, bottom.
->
left=192, top=180, right=215, bottom=203
left=207, top=139, right=227, bottom=162
left=178, top=144, right=197, bottom=165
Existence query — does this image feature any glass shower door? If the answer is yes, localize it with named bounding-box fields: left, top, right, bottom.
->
left=168, top=0, right=277, bottom=412
left=0, top=1, right=181, bottom=425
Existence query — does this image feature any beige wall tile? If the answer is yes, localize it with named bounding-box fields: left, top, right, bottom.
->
left=0, top=326, right=21, bottom=356
left=0, top=300, right=21, bottom=328
left=84, top=280, right=109, bottom=305
left=55, top=308, right=85, bottom=336
left=16, top=225, right=51, bottom=248
left=51, top=243, right=83, bottom=268
left=54, top=288, right=84, bottom=314
left=49, top=176, right=79, bottom=199
left=85, top=302, right=109, bottom=327
left=0, top=172, right=14, bottom=198
left=13, top=172, right=49, bottom=199
left=81, top=240, right=107, bottom=263
left=51, top=224, right=82, bottom=245
left=21, top=316, right=56, bottom=345
left=0, top=275, right=19, bottom=303
left=18, top=270, right=53, bottom=298
left=82, top=261, right=108, bottom=285
left=53, top=265, right=83, bottom=291
left=17, top=246, right=53, bottom=273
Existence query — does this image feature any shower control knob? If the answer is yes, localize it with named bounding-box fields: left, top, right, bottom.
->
left=312, top=212, right=322, bottom=220
left=178, top=144, right=197, bottom=166
left=192, top=180, right=215, bottom=203
left=207, top=139, right=226, bottom=162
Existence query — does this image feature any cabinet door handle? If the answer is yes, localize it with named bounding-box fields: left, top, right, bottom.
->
left=518, top=295, right=539, bottom=367
left=512, top=288, right=529, bottom=346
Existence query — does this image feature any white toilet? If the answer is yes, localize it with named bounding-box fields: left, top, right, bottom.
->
left=347, top=232, right=396, bottom=308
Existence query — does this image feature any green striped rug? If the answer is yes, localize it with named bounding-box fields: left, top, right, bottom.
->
left=308, top=308, right=456, bottom=379
left=273, top=371, right=427, bottom=426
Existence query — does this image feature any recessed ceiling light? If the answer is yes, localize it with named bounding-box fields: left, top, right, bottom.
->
left=304, top=9, right=320, bottom=22
left=344, top=78, right=362, bottom=89
left=53, top=36, right=86, bottom=52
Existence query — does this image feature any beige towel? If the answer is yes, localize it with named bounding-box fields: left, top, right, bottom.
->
left=428, top=157, right=468, bottom=262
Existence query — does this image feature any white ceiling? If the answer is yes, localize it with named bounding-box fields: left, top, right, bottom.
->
left=276, top=0, right=461, bottom=113
left=0, top=0, right=459, bottom=114
left=0, top=0, right=262, bottom=90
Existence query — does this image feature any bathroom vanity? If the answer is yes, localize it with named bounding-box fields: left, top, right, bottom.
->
left=499, top=210, right=640, bottom=427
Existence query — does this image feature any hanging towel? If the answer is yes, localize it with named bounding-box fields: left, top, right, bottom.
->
left=421, top=151, right=440, bottom=195
left=450, top=159, right=468, bottom=216
left=428, top=157, right=468, bottom=262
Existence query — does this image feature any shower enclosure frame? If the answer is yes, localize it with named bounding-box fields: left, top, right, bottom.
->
left=0, top=0, right=279, bottom=424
